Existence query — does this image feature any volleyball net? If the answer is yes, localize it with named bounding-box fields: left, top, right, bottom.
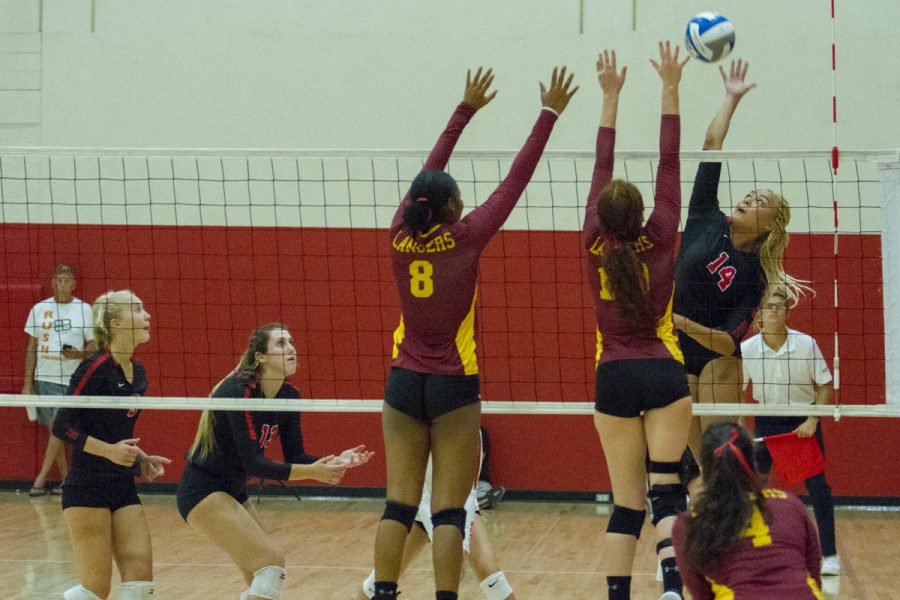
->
left=1, top=146, right=899, bottom=419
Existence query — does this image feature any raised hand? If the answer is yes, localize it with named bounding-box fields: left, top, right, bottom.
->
left=310, top=455, right=348, bottom=484
left=463, top=67, right=498, bottom=110
left=720, top=59, right=756, bottom=98
left=596, top=49, right=627, bottom=97
left=650, top=41, right=690, bottom=87
left=106, top=437, right=142, bottom=467
left=540, top=66, right=579, bottom=115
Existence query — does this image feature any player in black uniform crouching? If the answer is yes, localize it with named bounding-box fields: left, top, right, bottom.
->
left=177, top=323, right=374, bottom=600
left=54, top=290, right=170, bottom=600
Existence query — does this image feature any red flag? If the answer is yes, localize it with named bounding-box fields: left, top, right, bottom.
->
left=763, top=432, right=826, bottom=486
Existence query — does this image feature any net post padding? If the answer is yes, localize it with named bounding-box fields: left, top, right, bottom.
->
left=881, top=159, right=900, bottom=404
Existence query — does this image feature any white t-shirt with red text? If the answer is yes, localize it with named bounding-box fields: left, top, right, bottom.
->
left=24, top=297, right=94, bottom=386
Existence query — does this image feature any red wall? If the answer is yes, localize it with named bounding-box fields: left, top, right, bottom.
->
left=1, top=224, right=896, bottom=497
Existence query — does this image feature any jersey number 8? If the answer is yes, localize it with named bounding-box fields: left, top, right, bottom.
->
left=409, top=260, right=434, bottom=298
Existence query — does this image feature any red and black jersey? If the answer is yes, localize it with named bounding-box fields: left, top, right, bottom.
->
left=390, top=103, right=558, bottom=376
left=583, top=115, right=684, bottom=365
left=673, top=489, right=823, bottom=600
left=186, top=374, right=318, bottom=486
left=674, top=162, right=767, bottom=355
left=53, top=351, right=147, bottom=482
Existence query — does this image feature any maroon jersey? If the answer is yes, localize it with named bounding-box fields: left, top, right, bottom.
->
left=390, top=103, right=558, bottom=376
left=672, top=489, right=824, bottom=600
left=583, top=115, right=683, bottom=365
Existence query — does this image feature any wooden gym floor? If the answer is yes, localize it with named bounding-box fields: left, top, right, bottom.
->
left=1, top=491, right=897, bottom=599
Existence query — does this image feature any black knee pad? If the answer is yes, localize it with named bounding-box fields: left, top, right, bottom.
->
left=647, top=460, right=681, bottom=474
left=431, top=507, right=467, bottom=537
left=381, top=500, right=418, bottom=531
left=606, top=505, right=646, bottom=539
left=680, top=448, right=701, bottom=486
left=656, top=538, right=673, bottom=554
left=648, top=483, right=687, bottom=526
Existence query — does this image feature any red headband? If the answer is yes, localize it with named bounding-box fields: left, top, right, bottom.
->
left=713, top=428, right=755, bottom=478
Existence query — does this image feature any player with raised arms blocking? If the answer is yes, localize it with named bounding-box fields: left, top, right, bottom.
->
left=372, top=66, right=578, bottom=600
left=584, top=44, right=691, bottom=600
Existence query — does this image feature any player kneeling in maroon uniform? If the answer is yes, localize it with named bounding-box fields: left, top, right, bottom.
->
left=54, top=290, right=170, bottom=600
left=177, top=323, right=373, bottom=600
left=673, top=423, right=824, bottom=600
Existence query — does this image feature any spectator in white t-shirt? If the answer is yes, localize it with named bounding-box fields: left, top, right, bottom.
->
left=22, top=265, right=96, bottom=496
left=741, top=284, right=839, bottom=576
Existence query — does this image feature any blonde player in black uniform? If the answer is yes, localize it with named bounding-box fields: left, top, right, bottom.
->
left=53, top=290, right=170, bottom=600
left=671, top=61, right=810, bottom=491
left=176, top=323, right=373, bottom=600
left=585, top=45, right=690, bottom=600
left=372, top=67, right=578, bottom=600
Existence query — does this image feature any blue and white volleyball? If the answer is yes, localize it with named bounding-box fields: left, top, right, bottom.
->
left=684, top=12, right=735, bottom=63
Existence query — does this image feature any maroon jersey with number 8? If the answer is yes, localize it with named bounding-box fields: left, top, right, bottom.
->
left=390, top=103, right=558, bottom=376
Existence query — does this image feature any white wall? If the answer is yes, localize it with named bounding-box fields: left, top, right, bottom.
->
left=2, top=0, right=897, bottom=152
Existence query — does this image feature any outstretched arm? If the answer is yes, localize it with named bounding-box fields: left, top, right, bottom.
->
left=465, top=66, right=578, bottom=245
left=423, top=67, right=497, bottom=170
left=645, top=41, right=689, bottom=245
left=392, top=68, right=497, bottom=229
left=703, top=59, right=755, bottom=150
left=584, top=50, right=626, bottom=243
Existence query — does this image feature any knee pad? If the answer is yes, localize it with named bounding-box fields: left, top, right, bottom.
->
left=606, top=505, right=646, bottom=538
left=480, top=570, right=513, bottom=600
left=680, top=448, right=701, bottom=485
left=248, top=565, right=286, bottom=600
left=63, top=585, right=103, bottom=600
left=361, top=569, right=376, bottom=599
left=381, top=500, right=418, bottom=531
left=648, top=483, right=687, bottom=526
left=431, top=507, right=467, bottom=538
left=656, top=538, right=673, bottom=554
left=647, top=460, right=681, bottom=474
left=118, top=581, right=154, bottom=599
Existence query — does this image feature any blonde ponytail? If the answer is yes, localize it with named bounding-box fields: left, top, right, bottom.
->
left=756, top=191, right=814, bottom=306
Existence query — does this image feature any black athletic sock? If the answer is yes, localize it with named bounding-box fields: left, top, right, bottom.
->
left=374, top=581, right=399, bottom=599
left=661, top=556, right=683, bottom=594
left=607, top=575, right=631, bottom=600
left=435, top=592, right=458, bottom=600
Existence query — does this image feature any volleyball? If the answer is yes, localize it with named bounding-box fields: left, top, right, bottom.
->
left=684, top=12, right=735, bottom=63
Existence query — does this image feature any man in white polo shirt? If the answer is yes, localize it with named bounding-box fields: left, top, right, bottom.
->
left=741, top=285, right=839, bottom=576
left=22, top=265, right=95, bottom=496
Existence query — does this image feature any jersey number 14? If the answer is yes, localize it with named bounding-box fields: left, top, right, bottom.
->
left=707, top=251, right=737, bottom=292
